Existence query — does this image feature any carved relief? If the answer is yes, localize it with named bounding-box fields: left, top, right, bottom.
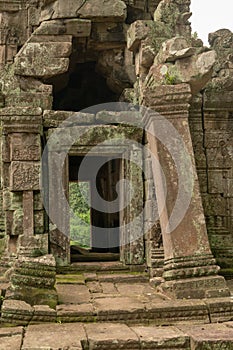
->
left=10, top=133, right=41, bottom=161
left=10, top=161, right=40, bottom=191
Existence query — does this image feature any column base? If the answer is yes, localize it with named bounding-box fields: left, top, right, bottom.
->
left=159, top=255, right=231, bottom=299
left=158, top=275, right=231, bottom=299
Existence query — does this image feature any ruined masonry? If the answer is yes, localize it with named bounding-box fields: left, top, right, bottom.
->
left=0, top=0, right=232, bottom=326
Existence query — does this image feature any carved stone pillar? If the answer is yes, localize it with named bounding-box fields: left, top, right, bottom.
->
left=143, top=84, right=230, bottom=299
left=0, top=107, right=47, bottom=258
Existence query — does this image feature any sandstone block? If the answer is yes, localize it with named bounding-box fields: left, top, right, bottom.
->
left=22, top=323, right=85, bottom=350
left=64, top=19, right=91, bottom=37
left=40, top=0, right=85, bottom=21
left=82, top=323, right=140, bottom=349
left=127, top=20, right=150, bottom=52
left=35, top=19, right=91, bottom=37
left=15, top=41, right=71, bottom=78
left=10, top=161, right=40, bottom=191
left=9, top=133, right=41, bottom=161
left=40, top=0, right=126, bottom=22
left=79, top=0, right=127, bottom=22
left=15, top=57, right=69, bottom=78
left=155, top=36, right=196, bottom=64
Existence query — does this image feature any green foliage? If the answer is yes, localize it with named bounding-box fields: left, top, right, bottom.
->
left=69, top=182, right=91, bottom=248
left=192, top=31, right=199, bottom=40
left=165, top=71, right=176, bottom=85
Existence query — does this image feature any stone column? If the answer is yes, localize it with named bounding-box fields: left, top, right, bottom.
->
left=0, top=107, right=47, bottom=258
left=143, top=84, right=230, bottom=299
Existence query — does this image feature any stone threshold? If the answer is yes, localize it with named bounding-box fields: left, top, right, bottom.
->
left=1, top=322, right=233, bottom=349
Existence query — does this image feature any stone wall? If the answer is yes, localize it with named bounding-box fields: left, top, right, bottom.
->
left=189, top=29, right=233, bottom=276
left=0, top=0, right=232, bottom=277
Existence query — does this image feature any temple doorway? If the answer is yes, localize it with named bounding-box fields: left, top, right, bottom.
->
left=69, top=156, right=121, bottom=262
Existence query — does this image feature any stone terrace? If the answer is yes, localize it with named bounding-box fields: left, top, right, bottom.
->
left=0, top=265, right=233, bottom=348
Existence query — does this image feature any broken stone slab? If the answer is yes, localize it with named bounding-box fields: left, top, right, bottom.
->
left=1, top=299, right=34, bottom=326
left=146, top=50, right=216, bottom=95
left=155, top=37, right=196, bottom=64
left=127, top=20, right=151, bottom=52
left=82, top=323, right=140, bottom=349
left=21, top=323, right=86, bottom=350
left=132, top=325, right=190, bottom=349
left=40, top=0, right=126, bottom=22
left=34, top=18, right=91, bottom=37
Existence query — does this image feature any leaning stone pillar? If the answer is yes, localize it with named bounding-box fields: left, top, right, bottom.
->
left=143, top=84, right=230, bottom=299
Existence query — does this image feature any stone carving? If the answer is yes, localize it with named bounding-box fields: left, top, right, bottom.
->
left=10, top=133, right=41, bottom=161
left=10, top=162, right=40, bottom=191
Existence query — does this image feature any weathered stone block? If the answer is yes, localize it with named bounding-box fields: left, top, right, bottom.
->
left=91, top=22, right=126, bottom=43
left=127, top=20, right=150, bottom=52
left=40, top=0, right=85, bottom=20
left=34, top=211, right=44, bottom=234
left=132, top=326, right=190, bottom=349
left=15, top=57, right=70, bottom=78
left=64, top=19, right=91, bottom=37
left=15, top=41, right=71, bottom=78
left=83, top=323, right=140, bottom=349
left=208, top=169, right=225, bottom=194
left=9, top=133, right=41, bottom=161
left=12, top=208, right=23, bottom=236
left=5, top=93, right=52, bottom=110
left=34, top=191, right=44, bottom=210
left=41, top=0, right=126, bottom=22
left=80, top=0, right=127, bottom=22
left=10, top=161, right=40, bottom=191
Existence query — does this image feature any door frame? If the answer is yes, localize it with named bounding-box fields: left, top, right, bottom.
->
left=47, top=124, right=144, bottom=265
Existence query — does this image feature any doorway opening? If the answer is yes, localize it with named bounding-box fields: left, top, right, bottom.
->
left=69, top=155, right=121, bottom=262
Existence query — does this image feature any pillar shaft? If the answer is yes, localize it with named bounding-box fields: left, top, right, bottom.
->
left=143, top=84, right=230, bottom=298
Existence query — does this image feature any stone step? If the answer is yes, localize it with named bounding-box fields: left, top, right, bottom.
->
left=15, top=322, right=233, bottom=349
left=2, top=296, right=233, bottom=327
left=56, top=261, right=131, bottom=274
left=96, top=272, right=149, bottom=283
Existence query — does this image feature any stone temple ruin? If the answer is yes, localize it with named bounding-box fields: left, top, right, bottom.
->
left=0, top=0, right=232, bottom=330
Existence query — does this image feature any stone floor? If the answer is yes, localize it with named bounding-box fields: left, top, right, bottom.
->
left=1, top=321, right=233, bottom=349
left=0, top=265, right=233, bottom=349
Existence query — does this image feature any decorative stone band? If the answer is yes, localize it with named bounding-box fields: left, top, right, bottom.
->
left=142, top=83, right=192, bottom=117
left=0, top=108, right=43, bottom=134
left=163, top=254, right=220, bottom=281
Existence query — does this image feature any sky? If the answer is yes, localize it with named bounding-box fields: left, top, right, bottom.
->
left=190, top=0, right=233, bottom=45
